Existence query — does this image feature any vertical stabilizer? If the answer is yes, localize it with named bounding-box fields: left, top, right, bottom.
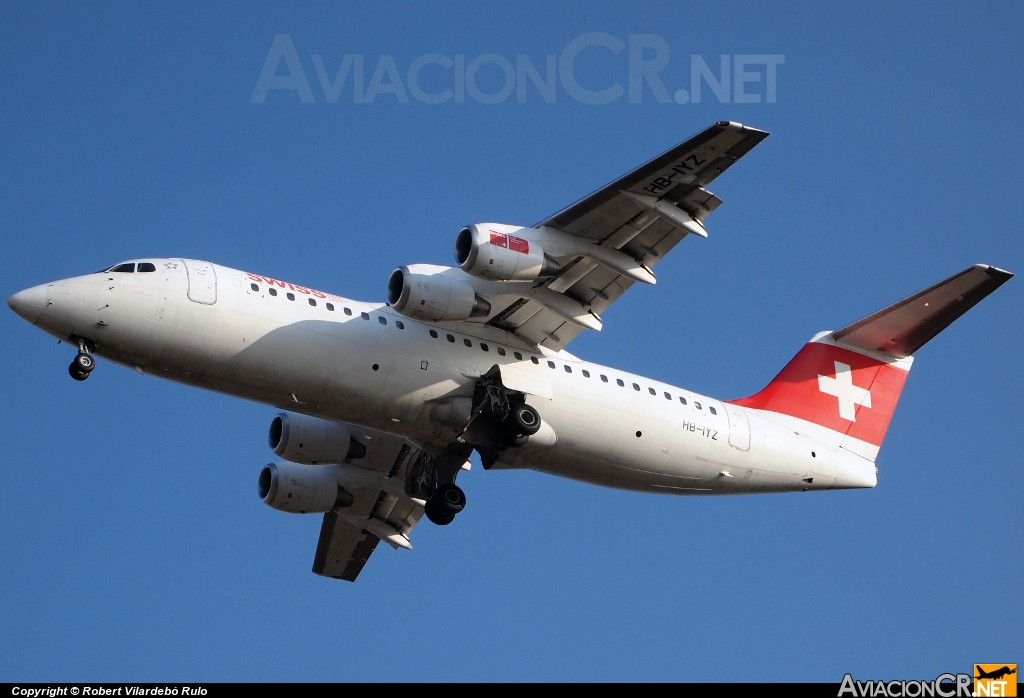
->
left=729, top=264, right=1012, bottom=461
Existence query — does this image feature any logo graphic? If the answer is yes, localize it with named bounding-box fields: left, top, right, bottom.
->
left=489, top=230, right=529, bottom=254
left=818, top=360, right=872, bottom=421
left=975, top=665, right=1017, bottom=697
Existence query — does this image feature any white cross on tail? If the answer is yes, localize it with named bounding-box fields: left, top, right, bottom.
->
left=817, top=361, right=872, bottom=421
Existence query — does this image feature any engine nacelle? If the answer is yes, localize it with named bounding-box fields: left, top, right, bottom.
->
left=455, top=224, right=559, bottom=281
left=269, top=412, right=367, bottom=465
left=387, top=264, right=491, bottom=321
left=457, top=222, right=657, bottom=286
left=258, top=461, right=354, bottom=514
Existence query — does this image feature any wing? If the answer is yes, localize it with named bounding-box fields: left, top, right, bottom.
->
left=486, top=121, right=769, bottom=350
left=311, top=435, right=427, bottom=582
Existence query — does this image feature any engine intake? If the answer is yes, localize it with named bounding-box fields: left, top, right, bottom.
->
left=269, top=412, right=367, bottom=464
left=258, top=461, right=353, bottom=514
left=455, top=224, right=559, bottom=281
left=387, top=264, right=491, bottom=321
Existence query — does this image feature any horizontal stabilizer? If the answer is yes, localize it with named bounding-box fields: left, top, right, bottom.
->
left=830, top=264, right=1013, bottom=358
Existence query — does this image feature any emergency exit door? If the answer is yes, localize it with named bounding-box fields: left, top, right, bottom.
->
left=182, top=259, right=217, bottom=305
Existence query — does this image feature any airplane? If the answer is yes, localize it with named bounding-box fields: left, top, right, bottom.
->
left=976, top=666, right=1016, bottom=681
left=7, top=121, right=1012, bottom=582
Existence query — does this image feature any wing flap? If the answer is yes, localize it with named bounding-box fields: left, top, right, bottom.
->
left=312, top=512, right=381, bottom=581
left=309, top=432, right=426, bottom=582
left=830, top=264, right=1013, bottom=358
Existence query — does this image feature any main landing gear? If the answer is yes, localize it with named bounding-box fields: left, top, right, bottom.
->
left=412, top=369, right=546, bottom=526
left=424, top=482, right=466, bottom=526
left=68, top=339, right=95, bottom=382
left=405, top=445, right=473, bottom=527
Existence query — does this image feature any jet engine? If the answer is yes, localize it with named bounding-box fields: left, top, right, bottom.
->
left=455, top=224, right=559, bottom=281
left=258, top=461, right=354, bottom=514
left=269, top=412, right=367, bottom=464
left=387, top=264, right=491, bottom=321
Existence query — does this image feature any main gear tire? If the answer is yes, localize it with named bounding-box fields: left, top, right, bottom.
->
left=435, top=482, right=466, bottom=514
left=68, top=364, right=89, bottom=381
left=510, top=404, right=541, bottom=436
left=424, top=496, right=457, bottom=526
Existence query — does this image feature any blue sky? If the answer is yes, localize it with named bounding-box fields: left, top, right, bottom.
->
left=1, top=1, right=1021, bottom=682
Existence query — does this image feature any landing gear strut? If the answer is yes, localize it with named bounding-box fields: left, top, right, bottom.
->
left=68, top=338, right=95, bottom=382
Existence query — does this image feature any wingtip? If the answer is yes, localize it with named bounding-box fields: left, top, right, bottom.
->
left=974, top=264, right=1014, bottom=281
left=716, top=120, right=770, bottom=137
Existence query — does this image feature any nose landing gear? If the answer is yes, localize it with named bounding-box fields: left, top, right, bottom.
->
left=68, top=339, right=95, bottom=382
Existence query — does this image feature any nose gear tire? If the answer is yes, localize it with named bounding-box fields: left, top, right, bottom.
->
left=68, top=364, right=89, bottom=381
left=73, top=353, right=95, bottom=372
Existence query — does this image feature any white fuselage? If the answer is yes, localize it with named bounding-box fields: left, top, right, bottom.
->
left=15, top=259, right=875, bottom=494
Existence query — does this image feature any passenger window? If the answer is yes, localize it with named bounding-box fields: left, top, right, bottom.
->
left=287, top=292, right=296, bottom=301
left=447, top=334, right=455, bottom=343
left=531, top=357, right=539, bottom=364
left=378, top=316, right=387, bottom=325
left=679, top=397, right=687, bottom=405
left=343, top=307, right=352, bottom=316
left=269, top=288, right=278, bottom=297
left=464, top=338, right=472, bottom=347
left=250, top=283, right=259, bottom=292
left=600, top=375, right=608, bottom=383
left=480, top=343, right=489, bottom=352
left=326, top=303, right=335, bottom=311
left=709, top=406, right=717, bottom=415
left=396, top=321, right=404, bottom=329
left=633, top=383, right=641, bottom=391
left=648, top=387, right=656, bottom=396
left=361, top=312, right=369, bottom=320
left=582, top=370, right=590, bottom=378
left=664, top=392, right=671, bottom=400
left=547, top=361, right=555, bottom=369
left=308, top=298, right=316, bottom=306
left=616, top=379, right=624, bottom=387
left=564, top=365, right=572, bottom=373
left=110, top=263, right=135, bottom=273
left=137, top=263, right=156, bottom=272
left=430, top=330, right=438, bottom=338
left=497, top=347, right=506, bottom=356
left=514, top=352, right=523, bottom=360
left=695, top=402, right=702, bottom=410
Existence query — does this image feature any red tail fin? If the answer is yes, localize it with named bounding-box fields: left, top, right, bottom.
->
left=730, top=335, right=911, bottom=454
left=729, top=264, right=1012, bottom=460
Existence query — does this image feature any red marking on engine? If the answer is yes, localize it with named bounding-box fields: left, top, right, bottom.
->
left=490, top=232, right=508, bottom=248
left=508, top=235, right=529, bottom=254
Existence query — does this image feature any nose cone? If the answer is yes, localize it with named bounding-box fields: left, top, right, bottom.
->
left=7, top=284, right=48, bottom=325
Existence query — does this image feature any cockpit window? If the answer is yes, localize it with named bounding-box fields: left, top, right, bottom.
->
left=109, top=263, right=135, bottom=273
left=137, top=262, right=156, bottom=272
